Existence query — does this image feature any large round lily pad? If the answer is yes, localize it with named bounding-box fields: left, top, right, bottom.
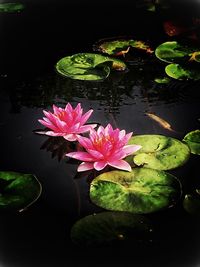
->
left=71, top=211, right=152, bottom=246
left=155, top=41, right=197, bottom=63
left=94, top=38, right=153, bottom=55
left=183, top=130, right=200, bottom=155
left=0, top=171, right=42, bottom=212
left=0, top=3, right=25, bottom=13
left=56, top=53, right=126, bottom=81
left=128, top=135, right=190, bottom=170
left=165, top=64, right=200, bottom=81
left=90, top=168, right=181, bottom=214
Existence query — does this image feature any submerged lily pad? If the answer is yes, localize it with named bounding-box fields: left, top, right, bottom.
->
left=0, top=3, right=25, bottom=13
left=90, top=168, right=181, bottom=214
left=165, top=64, right=200, bottom=81
left=183, top=130, right=200, bottom=155
left=94, top=39, right=153, bottom=55
left=183, top=194, right=200, bottom=216
left=155, top=41, right=197, bottom=63
left=128, top=135, right=190, bottom=170
left=154, top=77, right=171, bottom=84
left=56, top=53, right=126, bottom=81
left=71, top=211, right=152, bottom=246
left=0, top=171, right=42, bottom=211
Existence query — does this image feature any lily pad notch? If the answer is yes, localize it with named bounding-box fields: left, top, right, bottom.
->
left=90, top=168, right=181, bottom=214
left=56, top=53, right=127, bottom=81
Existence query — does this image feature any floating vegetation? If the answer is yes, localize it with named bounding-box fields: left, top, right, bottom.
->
left=128, top=135, right=190, bottom=170
left=90, top=168, right=181, bottom=214
left=155, top=41, right=198, bottom=64
left=0, top=171, right=42, bottom=212
left=154, top=77, right=171, bottom=84
left=94, top=38, right=153, bottom=56
left=71, top=211, right=152, bottom=246
left=0, top=2, right=25, bottom=13
left=165, top=64, right=200, bottom=81
left=56, top=53, right=127, bottom=81
left=183, top=130, right=200, bottom=155
left=155, top=41, right=200, bottom=80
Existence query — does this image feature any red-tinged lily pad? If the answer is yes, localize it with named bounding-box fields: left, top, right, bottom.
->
left=94, top=38, right=153, bottom=56
left=90, top=168, right=181, bottom=214
left=183, top=130, right=200, bottom=155
left=71, top=211, right=153, bottom=246
left=0, top=171, right=42, bottom=212
left=165, top=64, right=200, bottom=81
left=128, top=135, right=190, bottom=170
left=155, top=41, right=198, bottom=64
left=56, top=53, right=127, bottom=81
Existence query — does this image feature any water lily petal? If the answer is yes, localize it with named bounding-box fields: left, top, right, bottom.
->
left=89, top=129, right=99, bottom=143
left=97, top=125, right=105, bottom=135
left=53, top=105, right=60, bottom=115
left=94, top=161, right=107, bottom=171
left=65, top=103, right=73, bottom=113
left=108, top=159, right=132, bottom=172
left=45, top=131, right=63, bottom=137
left=77, top=136, right=93, bottom=149
left=43, top=111, right=56, bottom=123
left=63, top=134, right=77, bottom=141
left=87, top=149, right=104, bottom=159
left=75, top=103, right=82, bottom=115
left=77, top=162, right=94, bottom=172
left=66, top=151, right=95, bottom=161
left=122, top=144, right=142, bottom=155
left=119, top=129, right=126, bottom=139
left=80, top=109, right=93, bottom=125
left=38, top=119, right=58, bottom=131
left=104, top=124, right=114, bottom=136
left=55, top=119, right=67, bottom=131
left=78, top=124, right=97, bottom=133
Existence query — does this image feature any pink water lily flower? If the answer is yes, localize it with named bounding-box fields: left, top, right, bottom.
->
left=66, top=124, right=141, bottom=172
left=38, top=103, right=97, bottom=141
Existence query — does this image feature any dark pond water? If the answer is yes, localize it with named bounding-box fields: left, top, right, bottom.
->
left=1, top=0, right=200, bottom=266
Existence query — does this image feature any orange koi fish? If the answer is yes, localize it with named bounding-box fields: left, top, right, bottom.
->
left=146, top=112, right=177, bottom=132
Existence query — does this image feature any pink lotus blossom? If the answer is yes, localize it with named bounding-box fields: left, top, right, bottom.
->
left=66, top=124, right=141, bottom=172
left=38, top=103, right=97, bottom=141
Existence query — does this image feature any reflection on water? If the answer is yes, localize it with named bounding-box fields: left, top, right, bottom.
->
left=2, top=60, right=200, bottom=116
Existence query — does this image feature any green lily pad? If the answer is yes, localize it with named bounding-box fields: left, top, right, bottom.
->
left=0, top=3, right=24, bottom=13
left=94, top=39, right=153, bottom=55
left=71, top=211, right=152, bottom=246
left=154, top=77, right=171, bottom=84
left=90, top=168, right=181, bottom=214
left=128, top=135, right=190, bottom=170
left=56, top=53, right=127, bottom=81
left=183, top=130, right=200, bottom=155
left=165, top=64, right=200, bottom=81
left=0, top=171, right=42, bottom=212
left=183, top=194, right=200, bottom=216
left=155, top=41, right=197, bottom=63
